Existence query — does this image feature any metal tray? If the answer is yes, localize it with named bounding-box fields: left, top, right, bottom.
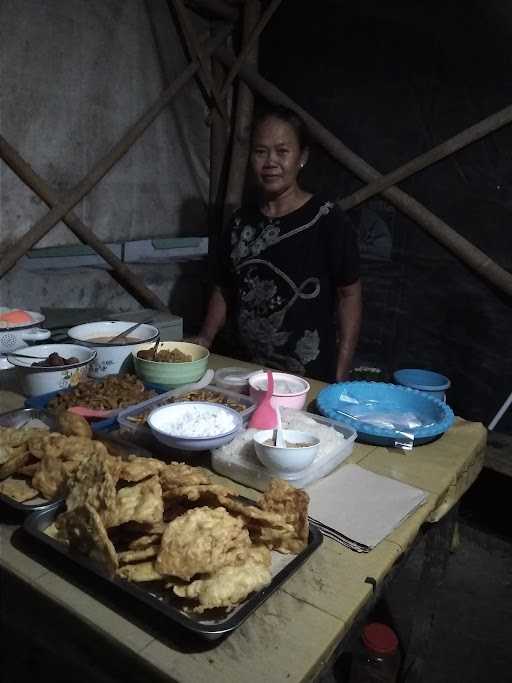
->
left=0, top=410, right=153, bottom=514
left=24, top=503, right=323, bottom=640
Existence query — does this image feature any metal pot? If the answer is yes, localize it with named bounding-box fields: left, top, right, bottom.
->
left=67, top=320, right=159, bottom=378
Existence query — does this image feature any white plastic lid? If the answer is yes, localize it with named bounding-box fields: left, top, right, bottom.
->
left=214, top=366, right=252, bottom=387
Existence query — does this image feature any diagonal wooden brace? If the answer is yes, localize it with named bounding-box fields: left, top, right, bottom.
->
left=0, top=23, right=233, bottom=280
left=214, top=46, right=512, bottom=297
left=0, top=135, right=167, bottom=312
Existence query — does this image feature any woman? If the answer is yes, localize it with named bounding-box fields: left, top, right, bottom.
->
left=196, top=106, right=362, bottom=383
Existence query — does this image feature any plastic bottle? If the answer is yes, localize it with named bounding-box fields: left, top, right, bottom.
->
left=349, top=622, right=401, bottom=682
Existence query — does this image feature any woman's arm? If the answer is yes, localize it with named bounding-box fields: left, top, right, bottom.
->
left=336, top=279, right=362, bottom=381
left=194, top=286, right=228, bottom=349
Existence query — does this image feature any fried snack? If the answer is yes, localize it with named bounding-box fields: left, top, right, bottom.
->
left=27, top=432, right=67, bottom=459
left=0, top=448, right=29, bottom=480
left=172, top=546, right=272, bottom=613
left=117, top=561, right=163, bottom=582
left=0, top=477, right=38, bottom=502
left=156, top=506, right=252, bottom=581
left=65, top=451, right=120, bottom=521
left=55, top=411, right=93, bottom=439
left=108, top=476, right=164, bottom=527
left=137, top=347, right=192, bottom=363
left=159, top=462, right=212, bottom=491
left=47, top=374, right=156, bottom=413
left=117, top=545, right=160, bottom=565
left=127, top=533, right=162, bottom=550
left=18, top=462, right=39, bottom=477
left=32, top=452, right=67, bottom=499
left=58, top=504, right=118, bottom=577
left=119, top=455, right=165, bottom=483
left=162, top=483, right=237, bottom=506
left=260, top=480, right=310, bottom=553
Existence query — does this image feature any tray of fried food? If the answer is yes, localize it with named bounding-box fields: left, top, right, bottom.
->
left=0, top=409, right=151, bottom=512
left=24, top=457, right=322, bottom=639
left=45, top=374, right=157, bottom=415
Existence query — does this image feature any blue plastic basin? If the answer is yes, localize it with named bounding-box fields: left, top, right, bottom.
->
left=393, top=369, right=451, bottom=401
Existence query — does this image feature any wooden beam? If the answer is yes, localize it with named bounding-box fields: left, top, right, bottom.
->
left=0, top=24, right=233, bottom=280
left=209, top=58, right=229, bottom=222
left=340, top=103, right=512, bottom=211
left=214, top=47, right=512, bottom=297
left=219, top=0, right=282, bottom=99
left=173, top=0, right=229, bottom=123
left=185, top=0, right=238, bottom=21
left=0, top=135, right=168, bottom=312
left=223, top=0, right=260, bottom=224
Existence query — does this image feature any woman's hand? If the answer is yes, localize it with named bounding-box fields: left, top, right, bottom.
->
left=186, top=334, right=212, bottom=349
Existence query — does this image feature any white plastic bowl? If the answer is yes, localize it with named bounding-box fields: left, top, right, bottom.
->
left=67, top=320, right=159, bottom=378
left=253, top=429, right=320, bottom=474
left=147, top=401, right=243, bottom=451
left=7, top=344, right=97, bottom=397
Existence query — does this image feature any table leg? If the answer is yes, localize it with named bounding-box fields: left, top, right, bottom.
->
left=400, top=504, right=459, bottom=683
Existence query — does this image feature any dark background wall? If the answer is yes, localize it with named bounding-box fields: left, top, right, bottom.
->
left=258, top=0, right=512, bottom=430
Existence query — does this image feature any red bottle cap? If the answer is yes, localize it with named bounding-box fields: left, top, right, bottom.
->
left=362, top=623, right=399, bottom=655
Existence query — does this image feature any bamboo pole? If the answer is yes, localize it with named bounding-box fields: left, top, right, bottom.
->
left=215, top=47, right=512, bottom=297
left=0, top=135, right=168, bottom=311
left=0, top=24, right=232, bottom=280
left=208, top=58, right=229, bottom=223
left=339, top=103, right=512, bottom=211
left=173, top=0, right=229, bottom=123
left=219, top=0, right=282, bottom=99
left=185, top=0, right=238, bottom=21
left=222, top=0, right=260, bottom=224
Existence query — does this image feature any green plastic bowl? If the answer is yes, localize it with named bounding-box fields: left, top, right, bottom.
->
left=132, top=341, right=209, bottom=389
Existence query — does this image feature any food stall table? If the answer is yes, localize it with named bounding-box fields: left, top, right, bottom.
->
left=0, top=355, right=486, bottom=683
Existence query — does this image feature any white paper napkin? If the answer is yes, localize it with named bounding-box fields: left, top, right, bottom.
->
left=307, top=464, right=428, bottom=549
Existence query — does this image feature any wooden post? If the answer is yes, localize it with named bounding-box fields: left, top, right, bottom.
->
left=0, top=24, right=232, bottom=280
left=0, top=135, right=168, bottom=311
left=173, top=0, right=230, bottom=122
left=222, top=0, right=260, bottom=224
left=208, top=58, right=229, bottom=225
left=214, top=47, right=512, bottom=297
left=185, top=0, right=238, bottom=21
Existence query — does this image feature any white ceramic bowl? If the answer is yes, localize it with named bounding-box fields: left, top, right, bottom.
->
left=147, top=401, right=243, bottom=451
left=6, top=344, right=97, bottom=397
left=67, top=321, right=159, bottom=378
left=253, top=429, right=320, bottom=474
left=248, top=371, right=310, bottom=411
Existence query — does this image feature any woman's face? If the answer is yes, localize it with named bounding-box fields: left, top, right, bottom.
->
left=250, top=116, right=308, bottom=198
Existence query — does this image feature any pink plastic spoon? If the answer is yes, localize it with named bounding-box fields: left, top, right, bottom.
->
left=68, top=405, right=119, bottom=419
left=248, top=370, right=279, bottom=430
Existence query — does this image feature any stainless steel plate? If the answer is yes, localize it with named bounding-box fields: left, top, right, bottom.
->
left=24, top=504, right=323, bottom=639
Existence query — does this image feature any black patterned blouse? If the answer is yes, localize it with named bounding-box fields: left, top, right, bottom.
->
left=214, top=194, right=360, bottom=382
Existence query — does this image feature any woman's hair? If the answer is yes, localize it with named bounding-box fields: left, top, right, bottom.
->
left=252, top=104, right=310, bottom=151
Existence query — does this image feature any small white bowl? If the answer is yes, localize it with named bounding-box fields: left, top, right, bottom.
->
left=253, top=429, right=320, bottom=474
left=147, top=401, right=243, bottom=451
left=7, top=344, right=97, bottom=397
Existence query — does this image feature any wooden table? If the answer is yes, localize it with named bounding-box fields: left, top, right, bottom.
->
left=0, top=354, right=486, bottom=683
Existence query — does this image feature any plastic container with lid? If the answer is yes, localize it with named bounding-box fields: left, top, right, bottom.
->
left=117, top=384, right=256, bottom=450
left=213, top=366, right=255, bottom=395
left=349, top=623, right=401, bottom=682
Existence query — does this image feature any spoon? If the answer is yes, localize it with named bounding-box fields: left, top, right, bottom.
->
left=248, top=370, right=279, bottom=430
left=274, top=406, right=286, bottom=447
left=1, top=351, right=50, bottom=361
left=106, top=318, right=153, bottom=344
